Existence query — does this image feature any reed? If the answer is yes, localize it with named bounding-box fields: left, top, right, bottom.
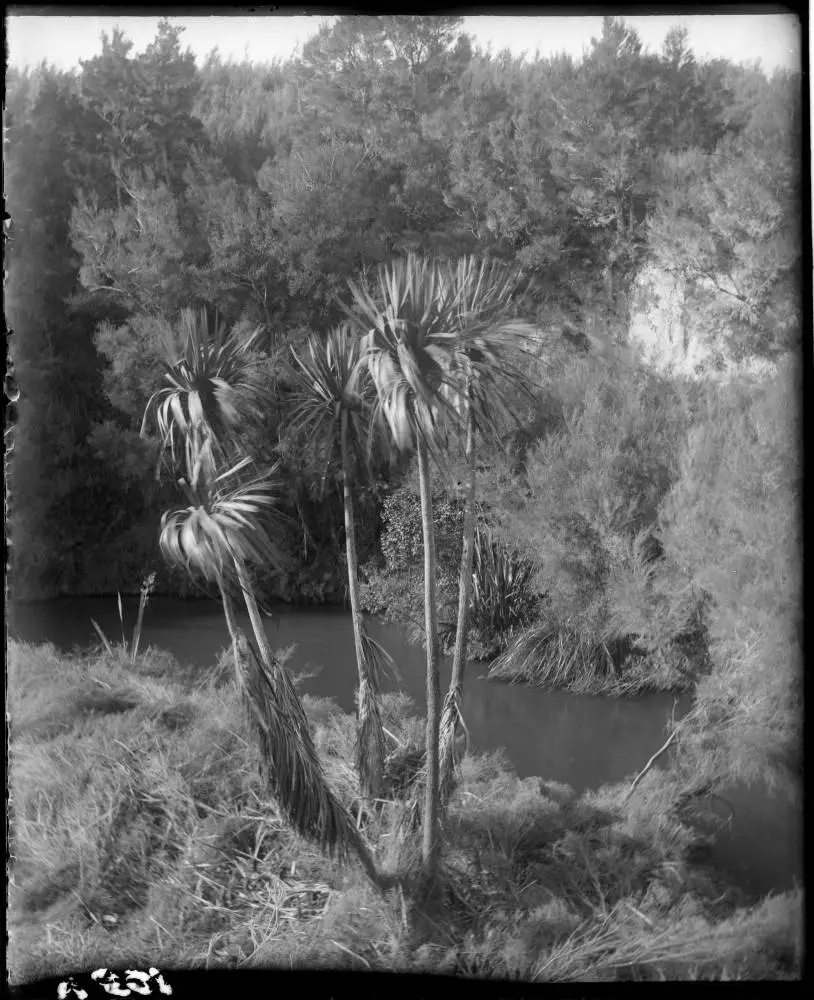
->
left=90, top=573, right=157, bottom=664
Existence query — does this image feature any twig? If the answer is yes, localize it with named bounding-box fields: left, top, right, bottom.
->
left=330, top=939, right=371, bottom=969
left=624, top=728, right=680, bottom=802
left=85, top=284, right=131, bottom=296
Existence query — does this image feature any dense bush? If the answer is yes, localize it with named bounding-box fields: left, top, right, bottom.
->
left=658, top=361, right=802, bottom=800
left=482, top=348, right=703, bottom=691
left=360, top=483, right=538, bottom=659
left=360, top=484, right=465, bottom=641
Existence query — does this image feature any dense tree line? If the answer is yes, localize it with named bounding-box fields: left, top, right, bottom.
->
left=6, top=16, right=800, bottom=602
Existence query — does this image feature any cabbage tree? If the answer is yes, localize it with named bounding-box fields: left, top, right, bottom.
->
left=142, top=308, right=382, bottom=882
left=435, top=256, right=541, bottom=807
left=287, top=325, right=394, bottom=801
left=346, top=254, right=471, bottom=883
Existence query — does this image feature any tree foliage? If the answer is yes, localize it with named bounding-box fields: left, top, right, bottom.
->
left=9, top=15, right=801, bottom=626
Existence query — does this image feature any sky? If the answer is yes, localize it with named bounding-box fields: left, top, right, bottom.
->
left=5, top=11, right=802, bottom=75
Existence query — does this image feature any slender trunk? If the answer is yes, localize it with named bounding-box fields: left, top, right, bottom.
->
left=233, top=556, right=275, bottom=671
left=417, top=437, right=441, bottom=882
left=219, top=581, right=241, bottom=681
left=440, top=387, right=476, bottom=805
left=357, top=841, right=386, bottom=892
left=342, top=411, right=384, bottom=799
left=341, top=413, right=367, bottom=676
left=220, top=583, right=239, bottom=646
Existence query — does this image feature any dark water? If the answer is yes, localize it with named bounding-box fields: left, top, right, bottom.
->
left=9, top=596, right=802, bottom=900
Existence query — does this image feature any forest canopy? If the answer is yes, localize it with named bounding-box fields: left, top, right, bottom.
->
left=5, top=15, right=802, bottom=602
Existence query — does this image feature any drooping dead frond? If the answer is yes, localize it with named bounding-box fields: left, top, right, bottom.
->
left=354, top=623, right=399, bottom=800
left=438, top=686, right=468, bottom=808
left=356, top=671, right=386, bottom=801
left=360, top=626, right=399, bottom=687
left=233, top=628, right=372, bottom=865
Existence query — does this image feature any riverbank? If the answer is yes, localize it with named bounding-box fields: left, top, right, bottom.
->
left=8, top=641, right=802, bottom=983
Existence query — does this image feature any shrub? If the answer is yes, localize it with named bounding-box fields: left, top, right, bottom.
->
left=658, top=361, right=802, bottom=799
left=481, top=351, right=700, bottom=691
left=360, top=484, right=465, bottom=646
left=362, top=484, right=538, bottom=659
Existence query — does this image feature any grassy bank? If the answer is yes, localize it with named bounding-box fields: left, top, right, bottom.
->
left=7, top=641, right=802, bottom=984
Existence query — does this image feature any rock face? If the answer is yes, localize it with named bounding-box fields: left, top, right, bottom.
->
left=627, top=265, right=776, bottom=381
left=628, top=264, right=719, bottom=376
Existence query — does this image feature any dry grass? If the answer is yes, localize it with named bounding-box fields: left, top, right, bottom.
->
left=7, top=640, right=802, bottom=985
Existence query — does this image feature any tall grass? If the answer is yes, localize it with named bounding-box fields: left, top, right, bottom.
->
left=489, top=622, right=637, bottom=694
left=7, top=640, right=801, bottom=984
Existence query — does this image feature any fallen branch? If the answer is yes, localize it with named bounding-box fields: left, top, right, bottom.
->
left=624, top=728, right=680, bottom=802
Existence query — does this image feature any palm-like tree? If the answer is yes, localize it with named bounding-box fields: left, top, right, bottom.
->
left=435, top=256, right=541, bottom=807
left=346, top=254, right=480, bottom=882
left=347, top=255, right=543, bottom=880
left=142, top=308, right=382, bottom=885
left=286, top=324, right=393, bottom=801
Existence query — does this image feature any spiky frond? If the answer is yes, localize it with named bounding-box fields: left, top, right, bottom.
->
left=159, top=457, right=284, bottom=595
left=437, top=255, right=544, bottom=451
left=345, top=253, right=544, bottom=464
left=345, top=254, right=464, bottom=463
left=141, top=308, right=270, bottom=482
left=488, top=621, right=625, bottom=692
left=470, top=523, right=538, bottom=638
left=286, top=324, right=379, bottom=488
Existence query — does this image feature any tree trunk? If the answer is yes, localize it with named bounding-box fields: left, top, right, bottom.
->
left=233, top=556, right=275, bottom=671
left=219, top=581, right=242, bottom=683
left=440, top=396, right=476, bottom=792
left=342, top=411, right=384, bottom=800
left=440, top=384, right=476, bottom=806
left=219, top=581, right=239, bottom=644
left=417, top=437, right=442, bottom=883
left=341, top=414, right=366, bottom=671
